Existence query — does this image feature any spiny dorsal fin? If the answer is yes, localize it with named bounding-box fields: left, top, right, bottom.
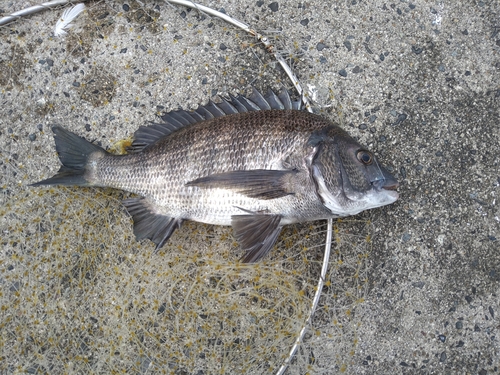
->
left=128, top=87, right=304, bottom=153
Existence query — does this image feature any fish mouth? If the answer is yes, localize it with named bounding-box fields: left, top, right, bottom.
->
left=382, top=183, right=399, bottom=191
left=372, top=178, right=398, bottom=191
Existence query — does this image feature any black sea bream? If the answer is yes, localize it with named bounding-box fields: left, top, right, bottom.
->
left=33, top=88, right=399, bottom=262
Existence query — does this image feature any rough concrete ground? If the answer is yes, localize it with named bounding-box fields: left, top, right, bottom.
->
left=0, top=0, right=499, bottom=374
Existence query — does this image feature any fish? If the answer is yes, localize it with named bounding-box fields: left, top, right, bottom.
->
left=32, top=88, right=399, bottom=262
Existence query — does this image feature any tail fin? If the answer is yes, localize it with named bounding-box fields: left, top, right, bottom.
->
left=31, top=126, right=107, bottom=187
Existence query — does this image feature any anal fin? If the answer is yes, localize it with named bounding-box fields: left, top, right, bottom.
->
left=232, top=212, right=282, bottom=263
left=122, top=198, right=183, bottom=250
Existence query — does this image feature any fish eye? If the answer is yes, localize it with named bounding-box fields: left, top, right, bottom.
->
left=356, top=150, right=373, bottom=165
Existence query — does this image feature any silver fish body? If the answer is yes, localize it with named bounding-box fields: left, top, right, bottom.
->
left=33, top=88, right=398, bottom=262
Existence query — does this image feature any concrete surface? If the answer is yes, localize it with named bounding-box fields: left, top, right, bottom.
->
left=0, top=0, right=499, bottom=374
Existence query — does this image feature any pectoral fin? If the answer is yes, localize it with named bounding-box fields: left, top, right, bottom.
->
left=232, top=213, right=282, bottom=263
left=186, top=169, right=297, bottom=200
left=122, top=198, right=183, bottom=250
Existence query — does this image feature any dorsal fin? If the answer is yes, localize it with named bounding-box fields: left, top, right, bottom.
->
left=128, top=87, right=304, bottom=153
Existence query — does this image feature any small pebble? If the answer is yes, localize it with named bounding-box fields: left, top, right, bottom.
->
left=316, top=42, right=327, bottom=51
left=29, top=134, right=36, bottom=141
left=338, top=69, right=347, bottom=77
left=438, top=334, right=446, bottom=343
left=344, top=41, right=352, bottom=51
left=379, top=53, right=385, bottom=61
left=456, top=321, right=463, bottom=330
left=72, top=81, right=80, bottom=87
left=268, top=2, right=279, bottom=12
left=37, top=124, right=43, bottom=131
left=402, top=233, right=412, bottom=242
left=358, top=123, right=367, bottom=130
left=120, top=48, right=127, bottom=53
left=412, top=281, right=425, bottom=288
left=399, top=166, right=406, bottom=178
left=352, top=66, right=362, bottom=73
left=97, top=12, right=109, bottom=20
left=85, top=124, right=91, bottom=131
left=393, top=113, right=408, bottom=126
left=439, top=352, right=446, bottom=362
left=412, top=46, right=423, bottom=54
left=122, top=4, right=130, bottom=11
left=300, top=19, right=309, bottom=26
left=219, top=43, right=227, bottom=50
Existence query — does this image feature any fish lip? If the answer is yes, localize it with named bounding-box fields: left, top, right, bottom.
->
left=382, top=183, right=399, bottom=191
left=372, top=178, right=399, bottom=191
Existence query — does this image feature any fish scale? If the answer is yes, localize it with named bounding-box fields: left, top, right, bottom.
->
left=93, top=111, right=328, bottom=222
left=32, top=88, right=398, bottom=262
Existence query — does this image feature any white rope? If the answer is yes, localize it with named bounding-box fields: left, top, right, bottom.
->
left=275, top=219, right=332, bottom=374
left=0, top=0, right=88, bottom=26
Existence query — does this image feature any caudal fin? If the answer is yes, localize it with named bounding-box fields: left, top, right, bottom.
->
left=31, top=126, right=107, bottom=187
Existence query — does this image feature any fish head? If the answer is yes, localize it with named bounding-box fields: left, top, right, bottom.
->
left=309, top=126, right=399, bottom=217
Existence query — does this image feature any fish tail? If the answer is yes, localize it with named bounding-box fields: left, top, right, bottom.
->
left=31, top=126, right=107, bottom=187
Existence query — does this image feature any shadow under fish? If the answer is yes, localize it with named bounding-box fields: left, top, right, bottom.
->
left=32, top=88, right=399, bottom=262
